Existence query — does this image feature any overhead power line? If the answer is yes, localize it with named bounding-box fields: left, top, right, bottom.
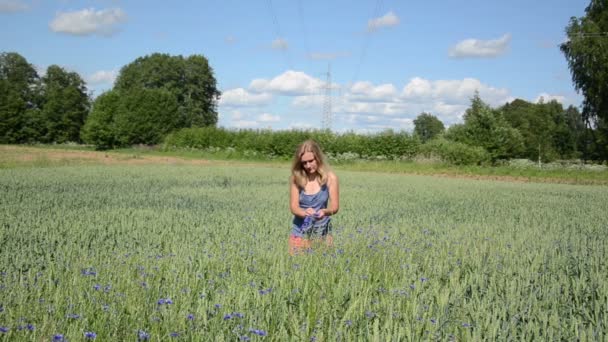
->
left=266, top=0, right=293, bottom=70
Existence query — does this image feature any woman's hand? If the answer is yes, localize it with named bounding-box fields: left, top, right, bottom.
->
left=314, top=209, right=326, bottom=219
left=304, top=207, right=316, bottom=216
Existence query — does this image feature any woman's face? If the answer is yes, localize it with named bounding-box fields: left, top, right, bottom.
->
left=300, top=151, right=318, bottom=175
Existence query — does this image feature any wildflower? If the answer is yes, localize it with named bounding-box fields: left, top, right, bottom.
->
left=81, top=268, right=97, bottom=276
left=170, top=332, right=180, bottom=337
left=249, top=328, right=267, bottom=336
left=93, top=284, right=101, bottom=291
left=430, top=318, right=437, bottom=324
left=462, top=323, right=471, bottom=328
left=214, top=304, right=221, bottom=309
left=232, top=312, right=244, bottom=318
left=187, top=314, right=195, bottom=320
left=138, top=330, right=150, bottom=340
left=26, top=324, right=35, bottom=331
left=420, top=277, right=428, bottom=282
left=0, top=327, right=9, bottom=333
left=224, top=314, right=233, bottom=320
left=84, top=331, right=97, bottom=339
left=157, top=298, right=173, bottom=305
left=240, top=336, right=251, bottom=341
left=53, top=334, right=66, bottom=341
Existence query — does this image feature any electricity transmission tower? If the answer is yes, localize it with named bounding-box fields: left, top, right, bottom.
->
left=321, top=63, right=332, bottom=130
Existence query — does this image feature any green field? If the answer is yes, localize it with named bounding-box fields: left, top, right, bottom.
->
left=1, top=163, right=607, bottom=341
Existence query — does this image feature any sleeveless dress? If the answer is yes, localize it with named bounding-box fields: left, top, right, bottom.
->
left=291, top=183, right=332, bottom=237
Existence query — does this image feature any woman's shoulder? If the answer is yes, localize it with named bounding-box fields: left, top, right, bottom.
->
left=326, top=171, right=338, bottom=185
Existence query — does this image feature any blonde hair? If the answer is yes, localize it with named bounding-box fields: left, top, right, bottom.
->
left=291, top=139, right=330, bottom=189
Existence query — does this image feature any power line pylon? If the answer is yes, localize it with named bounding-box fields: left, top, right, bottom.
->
left=322, top=63, right=332, bottom=131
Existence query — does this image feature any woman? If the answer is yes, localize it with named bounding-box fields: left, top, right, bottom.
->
left=288, top=140, right=339, bottom=254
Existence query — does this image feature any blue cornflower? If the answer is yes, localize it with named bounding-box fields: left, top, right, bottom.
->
left=81, top=268, right=97, bottom=276
left=430, top=318, right=437, bottom=324
left=84, top=331, right=97, bottom=339
left=157, top=298, right=173, bottom=305
left=232, top=312, right=244, bottom=318
left=462, top=323, right=472, bottom=328
left=420, top=277, right=428, bottom=282
left=53, top=334, right=66, bottom=341
left=214, top=304, right=221, bottom=309
left=93, top=284, right=101, bottom=291
left=26, top=324, right=35, bottom=331
left=170, top=332, right=180, bottom=337
left=186, top=313, right=195, bottom=320
left=0, top=327, right=9, bottom=333
left=138, top=330, right=150, bottom=341
left=224, top=314, right=233, bottom=320
left=249, top=329, right=267, bottom=336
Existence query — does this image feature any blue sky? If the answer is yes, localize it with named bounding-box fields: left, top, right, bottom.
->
left=0, top=0, right=589, bottom=132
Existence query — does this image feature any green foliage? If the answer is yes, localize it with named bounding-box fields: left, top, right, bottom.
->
left=114, top=53, right=221, bottom=127
left=448, top=94, right=524, bottom=162
left=560, top=0, right=608, bottom=159
left=40, top=65, right=90, bottom=143
left=164, top=127, right=419, bottom=160
left=114, top=88, right=180, bottom=146
left=420, top=137, right=490, bottom=165
left=0, top=52, right=42, bottom=143
left=414, top=112, right=445, bottom=143
left=81, top=90, right=122, bottom=149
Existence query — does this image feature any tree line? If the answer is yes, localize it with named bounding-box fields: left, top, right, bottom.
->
left=0, top=52, right=220, bottom=149
left=1, top=0, right=606, bottom=163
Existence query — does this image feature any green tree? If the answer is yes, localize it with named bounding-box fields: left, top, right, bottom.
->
left=413, top=112, right=445, bottom=143
left=81, top=90, right=121, bottom=149
left=114, top=88, right=179, bottom=146
left=447, top=93, right=524, bottom=161
left=560, top=0, right=608, bottom=159
left=114, top=53, right=221, bottom=127
left=40, top=65, right=90, bottom=143
left=0, top=52, right=42, bottom=143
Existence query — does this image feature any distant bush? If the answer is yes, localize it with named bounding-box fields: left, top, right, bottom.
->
left=163, top=127, right=419, bottom=160
left=418, top=138, right=490, bottom=165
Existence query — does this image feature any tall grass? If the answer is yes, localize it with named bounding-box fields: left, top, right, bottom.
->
left=0, top=165, right=607, bottom=340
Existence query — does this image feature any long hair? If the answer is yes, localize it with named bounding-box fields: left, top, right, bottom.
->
left=291, top=139, right=330, bottom=189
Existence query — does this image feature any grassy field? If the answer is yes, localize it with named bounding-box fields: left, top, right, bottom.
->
left=0, top=147, right=607, bottom=340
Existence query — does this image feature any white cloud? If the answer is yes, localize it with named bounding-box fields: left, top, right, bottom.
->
left=534, top=93, right=566, bottom=104
left=49, top=8, right=127, bottom=36
left=449, top=33, right=511, bottom=58
left=258, top=113, right=280, bottom=122
left=0, top=0, right=28, bottom=12
left=249, top=71, right=324, bottom=96
left=87, top=70, right=117, bottom=85
left=292, top=95, right=324, bottom=108
left=271, top=38, right=288, bottom=50
left=219, top=88, right=273, bottom=107
left=348, top=81, right=397, bottom=102
left=401, top=77, right=510, bottom=106
left=368, top=11, right=400, bottom=31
